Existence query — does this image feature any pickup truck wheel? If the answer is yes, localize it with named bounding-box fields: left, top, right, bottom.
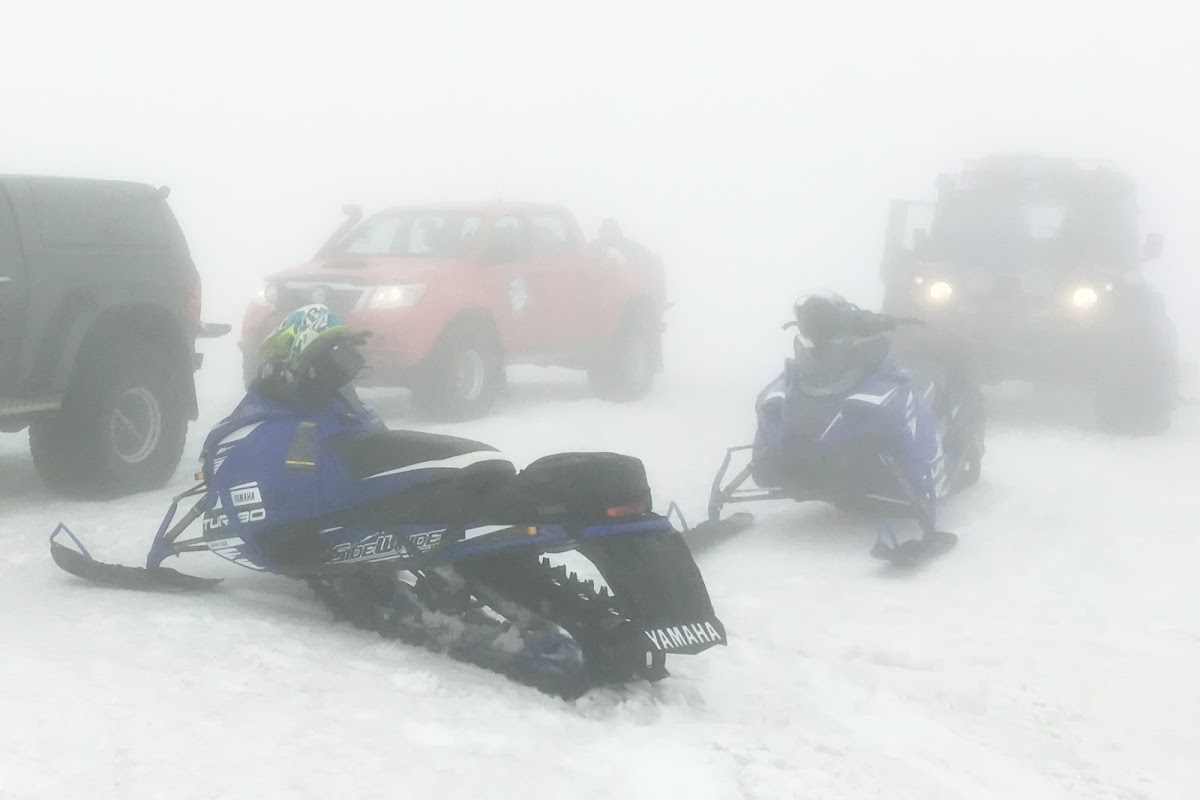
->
left=1094, top=314, right=1176, bottom=436
left=1095, top=358, right=1175, bottom=436
left=30, top=342, right=188, bottom=497
left=413, top=327, right=502, bottom=420
left=589, top=316, right=660, bottom=402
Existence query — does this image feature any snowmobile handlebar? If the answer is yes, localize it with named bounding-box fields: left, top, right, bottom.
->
left=782, top=309, right=924, bottom=340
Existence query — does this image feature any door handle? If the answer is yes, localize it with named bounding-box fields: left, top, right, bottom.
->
left=0, top=276, right=10, bottom=284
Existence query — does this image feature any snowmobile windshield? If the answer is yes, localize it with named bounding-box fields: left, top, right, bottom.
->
left=337, top=211, right=483, bottom=257
left=790, top=335, right=891, bottom=397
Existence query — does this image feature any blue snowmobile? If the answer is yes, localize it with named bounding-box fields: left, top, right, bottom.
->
left=700, top=293, right=986, bottom=564
left=50, top=306, right=725, bottom=698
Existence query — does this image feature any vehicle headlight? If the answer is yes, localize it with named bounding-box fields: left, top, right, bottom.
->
left=367, top=284, right=426, bottom=309
left=253, top=282, right=281, bottom=309
left=1069, top=285, right=1099, bottom=310
left=927, top=280, right=954, bottom=303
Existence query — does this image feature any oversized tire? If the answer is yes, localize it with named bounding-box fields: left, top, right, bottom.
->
left=588, top=312, right=660, bottom=402
left=1095, top=358, right=1175, bottom=436
left=412, top=322, right=504, bottom=420
left=946, top=371, right=986, bottom=492
left=1094, top=313, right=1176, bottom=436
left=30, top=340, right=188, bottom=497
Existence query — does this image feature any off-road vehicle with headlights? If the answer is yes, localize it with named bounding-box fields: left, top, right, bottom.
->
left=240, top=203, right=666, bottom=419
left=880, top=156, right=1176, bottom=434
left=0, top=175, right=223, bottom=496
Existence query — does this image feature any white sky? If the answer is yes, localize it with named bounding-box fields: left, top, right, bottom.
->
left=2, top=0, right=1197, bottom=349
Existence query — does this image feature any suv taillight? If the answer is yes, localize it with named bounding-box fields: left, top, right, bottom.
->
left=185, top=267, right=202, bottom=331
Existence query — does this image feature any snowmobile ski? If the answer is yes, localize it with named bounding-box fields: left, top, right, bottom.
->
left=683, top=513, right=756, bottom=555
left=50, top=524, right=221, bottom=591
left=870, top=528, right=958, bottom=566
left=665, top=501, right=755, bottom=555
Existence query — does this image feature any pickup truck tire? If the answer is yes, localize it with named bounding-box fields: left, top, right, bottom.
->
left=1093, top=311, right=1176, bottom=436
left=412, top=324, right=503, bottom=420
left=589, top=314, right=659, bottom=402
left=1094, top=357, right=1175, bottom=436
left=30, top=341, right=188, bottom=496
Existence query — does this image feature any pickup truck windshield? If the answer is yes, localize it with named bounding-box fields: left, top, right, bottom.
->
left=929, top=190, right=1139, bottom=268
left=340, top=212, right=483, bottom=257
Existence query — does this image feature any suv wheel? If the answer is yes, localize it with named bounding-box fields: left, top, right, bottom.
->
left=30, top=341, right=188, bottom=497
left=412, top=324, right=503, bottom=420
left=588, top=314, right=660, bottom=402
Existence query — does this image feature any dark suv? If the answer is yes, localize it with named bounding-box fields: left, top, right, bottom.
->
left=0, top=175, right=222, bottom=496
left=881, top=156, right=1177, bottom=434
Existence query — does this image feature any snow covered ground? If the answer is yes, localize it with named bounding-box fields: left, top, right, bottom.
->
left=1, top=314, right=1197, bottom=800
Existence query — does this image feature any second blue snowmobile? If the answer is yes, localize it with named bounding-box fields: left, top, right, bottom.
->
left=701, top=293, right=986, bottom=564
left=49, top=306, right=724, bottom=698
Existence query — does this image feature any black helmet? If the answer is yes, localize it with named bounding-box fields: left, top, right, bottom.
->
left=789, top=291, right=912, bottom=348
left=790, top=292, right=858, bottom=345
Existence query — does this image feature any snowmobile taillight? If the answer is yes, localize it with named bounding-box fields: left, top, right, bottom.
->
left=606, top=502, right=648, bottom=518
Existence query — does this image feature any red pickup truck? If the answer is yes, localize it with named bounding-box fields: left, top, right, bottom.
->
left=240, top=203, right=666, bottom=418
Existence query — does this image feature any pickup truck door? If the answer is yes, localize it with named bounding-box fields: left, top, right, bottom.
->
left=0, top=185, right=25, bottom=394
left=520, top=211, right=593, bottom=353
left=480, top=215, right=571, bottom=356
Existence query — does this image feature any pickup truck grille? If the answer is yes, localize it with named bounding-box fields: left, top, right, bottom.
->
left=278, top=285, right=369, bottom=318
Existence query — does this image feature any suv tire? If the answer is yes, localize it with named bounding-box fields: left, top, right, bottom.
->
left=588, top=313, right=660, bottom=402
left=31, top=341, right=188, bottom=497
left=412, top=324, right=503, bottom=420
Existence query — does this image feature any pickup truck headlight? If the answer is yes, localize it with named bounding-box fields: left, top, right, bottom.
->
left=252, top=282, right=281, bottom=309
left=926, top=280, right=954, bottom=303
left=1069, top=285, right=1099, bottom=310
left=367, top=284, right=426, bottom=309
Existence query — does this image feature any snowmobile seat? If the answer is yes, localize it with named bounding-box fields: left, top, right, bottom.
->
left=474, top=452, right=653, bottom=525
left=330, top=429, right=513, bottom=483
left=329, top=429, right=518, bottom=520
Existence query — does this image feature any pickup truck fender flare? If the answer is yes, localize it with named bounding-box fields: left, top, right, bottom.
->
left=616, top=294, right=663, bottom=369
left=53, top=300, right=198, bottom=420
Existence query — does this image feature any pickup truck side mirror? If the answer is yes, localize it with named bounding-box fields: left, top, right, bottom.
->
left=317, top=205, right=365, bottom=257
left=1142, top=232, right=1164, bottom=261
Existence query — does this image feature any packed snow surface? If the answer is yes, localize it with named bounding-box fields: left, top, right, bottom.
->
left=1, top=319, right=1196, bottom=800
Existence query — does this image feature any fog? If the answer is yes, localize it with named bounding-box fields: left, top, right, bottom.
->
left=6, top=4, right=1200, bottom=796
left=4, top=0, right=1197, bottom=354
